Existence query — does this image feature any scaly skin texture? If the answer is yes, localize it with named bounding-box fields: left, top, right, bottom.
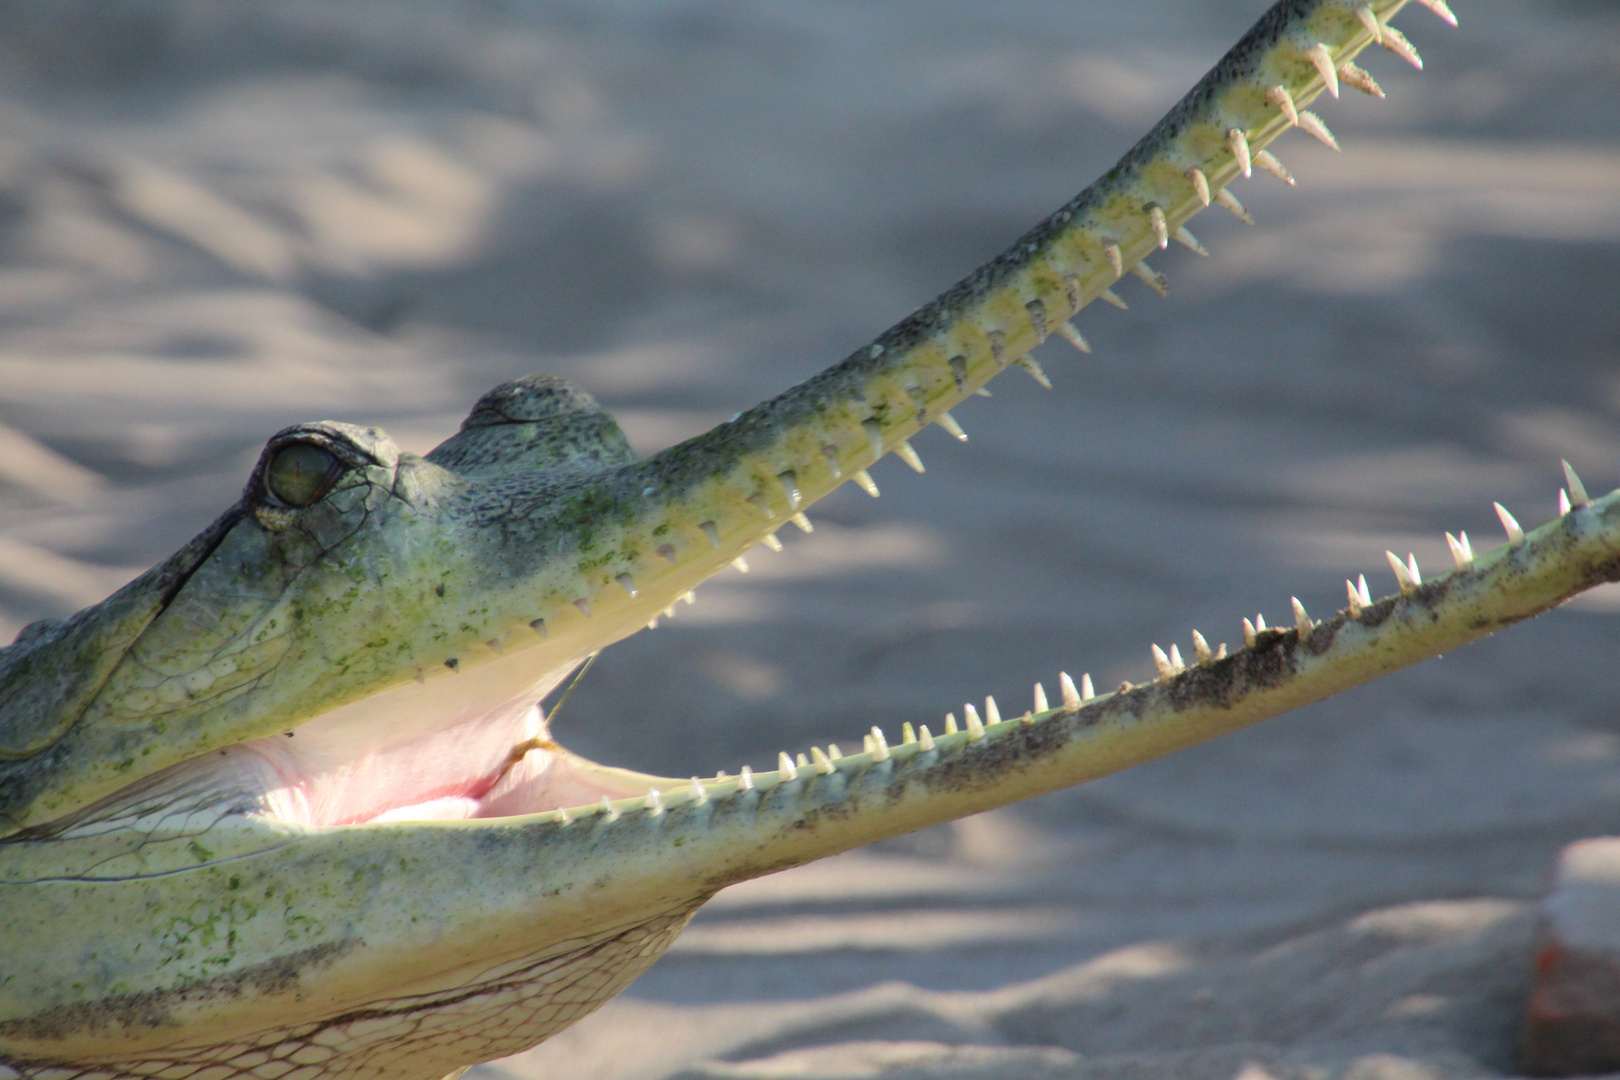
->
left=5, top=1, right=1598, bottom=1078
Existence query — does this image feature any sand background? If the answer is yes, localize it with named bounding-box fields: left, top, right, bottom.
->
left=1, top=1, right=1619, bottom=1077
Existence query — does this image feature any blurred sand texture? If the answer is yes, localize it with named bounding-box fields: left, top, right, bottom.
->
left=1, top=1, right=1619, bottom=1077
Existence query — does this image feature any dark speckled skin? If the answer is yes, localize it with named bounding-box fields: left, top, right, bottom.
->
left=11, top=6, right=1576, bottom=1080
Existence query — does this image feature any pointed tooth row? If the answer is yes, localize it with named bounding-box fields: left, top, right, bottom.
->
left=466, top=0, right=1460, bottom=660
left=566, top=473, right=1620, bottom=836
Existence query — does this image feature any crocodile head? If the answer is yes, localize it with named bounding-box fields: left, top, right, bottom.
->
left=6, top=2, right=1615, bottom=1079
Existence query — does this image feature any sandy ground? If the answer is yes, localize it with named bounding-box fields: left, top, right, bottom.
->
left=3, top=1, right=1620, bottom=1077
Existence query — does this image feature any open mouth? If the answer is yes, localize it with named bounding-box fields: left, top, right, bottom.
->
left=211, top=649, right=686, bottom=829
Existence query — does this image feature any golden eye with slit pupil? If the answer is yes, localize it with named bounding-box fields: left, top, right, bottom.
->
left=265, top=443, right=341, bottom=507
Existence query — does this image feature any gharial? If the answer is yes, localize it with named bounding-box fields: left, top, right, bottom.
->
left=1, top=2, right=1611, bottom=1078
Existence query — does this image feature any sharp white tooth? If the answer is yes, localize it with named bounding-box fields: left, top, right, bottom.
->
left=574, top=599, right=592, bottom=617
left=1296, top=111, right=1340, bottom=152
left=1214, top=188, right=1254, bottom=225
left=822, top=444, right=844, bottom=478
left=944, top=712, right=959, bottom=735
left=827, top=744, right=842, bottom=760
left=791, top=512, right=814, bottom=532
left=557, top=806, right=572, bottom=825
left=853, top=469, right=881, bottom=497
left=715, top=769, right=729, bottom=779
left=1192, top=630, right=1212, bottom=665
left=870, top=726, right=891, bottom=761
left=1563, top=460, right=1590, bottom=507
left=1307, top=43, right=1340, bottom=97
left=938, top=411, right=969, bottom=441
left=1215, top=643, right=1228, bottom=659
left=1104, top=243, right=1124, bottom=278
left=974, top=387, right=993, bottom=397
left=682, top=590, right=696, bottom=605
left=902, top=722, right=917, bottom=745
left=1173, top=227, right=1210, bottom=256
left=762, top=533, right=784, bottom=552
left=731, top=555, right=750, bottom=573
left=918, top=725, right=935, bottom=751
left=1243, top=617, right=1257, bottom=648
left=1346, top=579, right=1364, bottom=618
left=1253, top=150, right=1294, bottom=185
left=778, top=470, right=802, bottom=510
left=1266, top=85, right=1300, bottom=126
left=617, top=573, right=638, bottom=598
left=644, top=788, right=664, bottom=812
left=1057, top=321, right=1092, bottom=353
left=1227, top=128, right=1252, bottom=177
left=1148, top=205, right=1169, bottom=249
left=646, top=617, right=659, bottom=630
left=1338, top=62, right=1385, bottom=98
left=1187, top=166, right=1211, bottom=207
left=1407, top=554, right=1423, bottom=587
left=1292, top=597, right=1312, bottom=636
left=1559, top=489, right=1572, bottom=516
left=778, top=752, right=798, bottom=781
left=1151, top=644, right=1173, bottom=678
left=1356, top=4, right=1383, bottom=42
left=1060, top=671, right=1081, bottom=711
left=739, top=766, right=754, bottom=792
left=863, top=733, right=875, bottom=754
left=797, top=751, right=809, bottom=767
left=657, top=543, right=678, bottom=564
left=1358, top=575, right=1373, bottom=607
left=896, top=440, right=926, bottom=473
left=601, top=795, right=618, bottom=820
left=1409, top=0, right=1457, bottom=26
left=1494, top=502, right=1525, bottom=545
left=1080, top=673, right=1095, bottom=700
left=663, top=605, right=675, bottom=619
left=1033, top=682, right=1050, bottom=713
left=1378, top=24, right=1423, bottom=69
left=1169, top=643, right=1185, bottom=671
left=985, top=697, right=1002, bottom=725
left=964, top=704, right=985, bottom=740
left=1099, top=288, right=1129, bottom=310
left=1131, top=261, right=1169, bottom=297
left=747, top=492, right=776, bottom=519
left=690, top=777, right=709, bottom=804
left=812, top=746, right=835, bottom=774
left=1255, top=613, right=1268, bottom=632
left=700, top=521, right=722, bottom=548
left=1386, top=550, right=1415, bottom=594
left=529, top=618, right=547, bottom=637
left=1446, top=531, right=1474, bottom=569
left=864, top=419, right=886, bottom=463
left=1016, top=356, right=1053, bottom=389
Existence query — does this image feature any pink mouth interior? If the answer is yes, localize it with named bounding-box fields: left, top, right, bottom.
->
left=237, top=702, right=653, bottom=827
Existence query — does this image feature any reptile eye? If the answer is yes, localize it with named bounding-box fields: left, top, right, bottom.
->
left=264, top=442, right=344, bottom=508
